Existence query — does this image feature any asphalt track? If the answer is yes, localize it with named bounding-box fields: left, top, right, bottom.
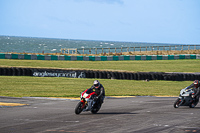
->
left=0, top=96, right=200, bottom=133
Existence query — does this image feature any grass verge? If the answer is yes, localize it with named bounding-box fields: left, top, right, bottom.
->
left=0, top=59, right=198, bottom=98
left=0, top=59, right=200, bottom=72
left=0, top=76, right=191, bottom=98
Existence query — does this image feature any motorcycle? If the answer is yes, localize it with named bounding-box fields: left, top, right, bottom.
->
left=75, top=89, right=102, bottom=114
left=174, top=88, right=198, bottom=108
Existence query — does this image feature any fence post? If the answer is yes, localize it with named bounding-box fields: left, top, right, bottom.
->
left=89, top=48, right=91, bottom=54
left=121, top=47, right=122, bottom=53
left=140, top=46, right=141, bottom=52
left=95, top=48, right=97, bottom=55
left=115, top=48, right=116, bottom=53
left=152, top=46, right=153, bottom=51
left=146, top=46, right=147, bottom=51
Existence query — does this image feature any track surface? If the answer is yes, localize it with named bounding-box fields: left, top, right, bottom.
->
left=0, top=96, right=200, bottom=133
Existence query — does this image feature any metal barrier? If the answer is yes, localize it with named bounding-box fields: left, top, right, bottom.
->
left=0, top=53, right=199, bottom=61
left=61, top=45, right=200, bottom=55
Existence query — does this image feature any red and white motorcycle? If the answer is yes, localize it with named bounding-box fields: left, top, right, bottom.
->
left=75, top=89, right=101, bottom=114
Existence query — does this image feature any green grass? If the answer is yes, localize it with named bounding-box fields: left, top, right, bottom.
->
left=0, top=76, right=191, bottom=97
left=0, top=59, right=199, bottom=72
left=0, top=59, right=199, bottom=98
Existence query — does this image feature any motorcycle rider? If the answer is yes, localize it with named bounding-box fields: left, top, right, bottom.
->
left=185, top=80, right=200, bottom=105
left=89, top=80, right=105, bottom=105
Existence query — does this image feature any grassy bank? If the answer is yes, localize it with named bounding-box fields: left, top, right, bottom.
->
left=0, top=76, right=191, bottom=97
left=0, top=59, right=198, bottom=98
left=0, top=59, right=200, bottom=72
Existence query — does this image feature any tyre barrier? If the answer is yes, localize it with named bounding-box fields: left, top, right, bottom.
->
left=0, top=67, right=200, bottom=81
left=0, top=67, right=34, bottom=76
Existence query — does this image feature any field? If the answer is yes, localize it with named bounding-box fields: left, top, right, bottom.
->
left=0, top=76, right=192, bottom=97
left=0, top=59, right=199, bottom=97
left=0, top=59, right=200, bottom=72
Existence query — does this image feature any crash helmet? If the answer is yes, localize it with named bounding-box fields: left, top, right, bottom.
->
left=93, top=80, right=100, bottom=88
left=194, top=80, right=199, bottom=88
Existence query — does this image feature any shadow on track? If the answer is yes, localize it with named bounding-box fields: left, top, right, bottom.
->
left=97, top=112, right=138, bottom=115
left=79, top=112, right=138, bottom=115
left=173, top=106, right=200, bottom=109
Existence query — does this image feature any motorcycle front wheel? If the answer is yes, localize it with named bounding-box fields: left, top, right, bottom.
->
left=75, top=102, right=84, bottom=114
left=174, top=98, right=181, bottom=108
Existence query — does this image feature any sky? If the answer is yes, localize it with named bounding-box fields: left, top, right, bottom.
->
left=0, top=0, right=200, bottom=44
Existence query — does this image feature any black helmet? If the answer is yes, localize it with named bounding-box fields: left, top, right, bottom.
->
left=93, top=80, right=100, bottom=88
left=194, top=80, right=199, bottom=88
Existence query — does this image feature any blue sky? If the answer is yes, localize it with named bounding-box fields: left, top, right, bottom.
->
left=0, top=0, right=200, bottom=44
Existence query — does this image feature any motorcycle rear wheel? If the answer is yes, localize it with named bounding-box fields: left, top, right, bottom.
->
left=91, top=103, right=101, bottom=114
left=189, top=103, right=195, bottom=108
left=190, top=98, right=199, bottom=108
left=174, top=98, right=181, bottom=108
left=75, top=102, right=84, bottom=114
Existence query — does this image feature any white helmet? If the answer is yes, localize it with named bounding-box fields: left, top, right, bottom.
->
left=93, top=80, right=100, bottom=88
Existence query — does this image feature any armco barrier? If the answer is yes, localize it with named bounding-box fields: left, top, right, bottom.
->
left=0, top=53, right=199, bottom=61
left=0, top=67, right=200, bottom=81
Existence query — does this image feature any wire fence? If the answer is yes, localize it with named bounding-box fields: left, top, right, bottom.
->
left=61, top=45, right=200, bottom=55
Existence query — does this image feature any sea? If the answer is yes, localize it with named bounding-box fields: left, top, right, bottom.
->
left=0, top=35, right=199, bottom=54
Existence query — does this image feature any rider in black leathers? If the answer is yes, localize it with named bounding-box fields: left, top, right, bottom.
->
left=185, top=80, right=200, bottom=105
left=89, top=80, right=105, bottom=105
